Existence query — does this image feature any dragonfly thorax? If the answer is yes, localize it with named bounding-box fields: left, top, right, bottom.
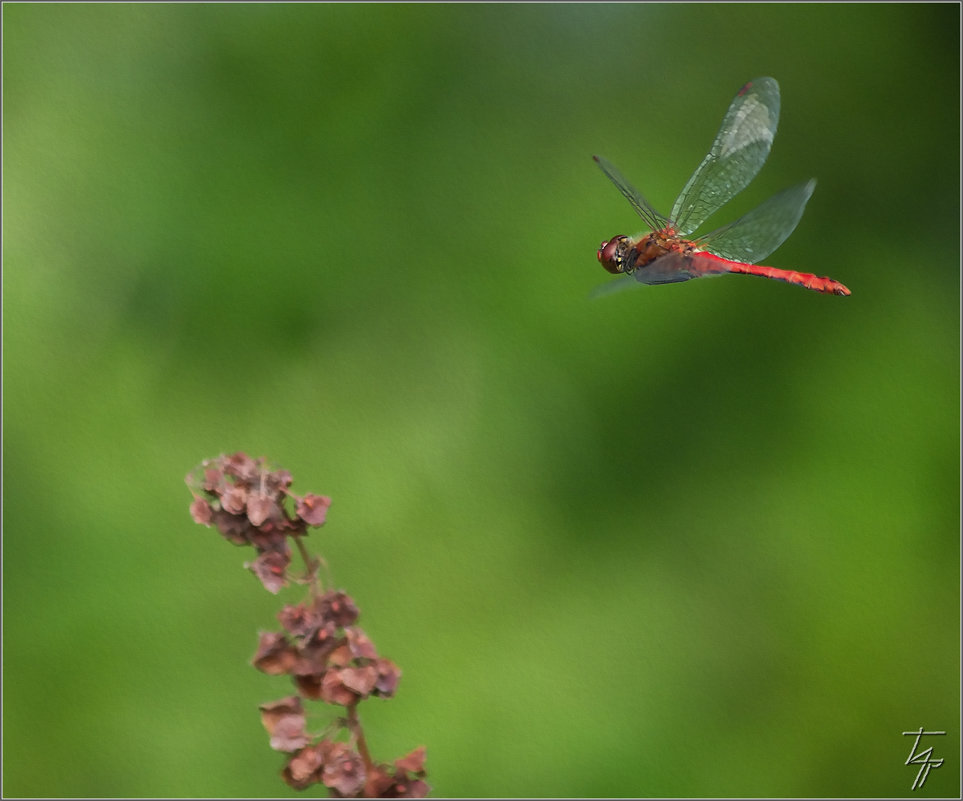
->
left=598, top=231, right=683, bottom=275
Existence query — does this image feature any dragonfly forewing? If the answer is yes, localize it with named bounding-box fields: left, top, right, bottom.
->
left=589, top=274, right=640, bottom=298
left=593, top=155, right=669, bottom=233
left=670, top=77, right=781, bottom=236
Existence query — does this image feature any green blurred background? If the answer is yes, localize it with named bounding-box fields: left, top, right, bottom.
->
left=4, top=3, right=959, bottom=798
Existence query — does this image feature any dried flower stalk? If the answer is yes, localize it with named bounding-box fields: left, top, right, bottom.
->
left=187, top=452, right=429, bottom=797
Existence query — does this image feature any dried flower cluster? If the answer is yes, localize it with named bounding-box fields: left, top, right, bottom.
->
left=187, top=452, right=428, bottom=797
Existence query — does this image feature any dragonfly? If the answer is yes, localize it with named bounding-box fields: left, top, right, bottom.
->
left=594, top=77, right=850, bottom=296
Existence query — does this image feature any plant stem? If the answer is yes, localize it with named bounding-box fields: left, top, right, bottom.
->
left=294, top=535, right=323, bottom=596
left=348, top=704, right=373, bottom=773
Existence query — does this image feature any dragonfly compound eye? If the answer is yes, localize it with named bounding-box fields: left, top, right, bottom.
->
left=597, top=236, right=627, bottom=274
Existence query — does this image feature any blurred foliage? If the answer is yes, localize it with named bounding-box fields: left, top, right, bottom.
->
left=3, top=3, right=959, bottom=798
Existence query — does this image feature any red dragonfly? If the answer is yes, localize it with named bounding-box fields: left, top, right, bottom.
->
left=594, top=77, right=850, bottom=296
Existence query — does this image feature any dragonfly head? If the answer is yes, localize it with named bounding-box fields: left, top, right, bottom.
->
left=597, top=235, right=629, bottom=274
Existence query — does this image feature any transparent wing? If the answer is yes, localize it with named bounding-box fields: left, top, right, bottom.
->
left=695, top=180, right=815, bottom=264
left=670, top=77, right=781, bottom=236
left=593, top=155, right=669, bottom=232
left=589, top=275, right=640, bottom=299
